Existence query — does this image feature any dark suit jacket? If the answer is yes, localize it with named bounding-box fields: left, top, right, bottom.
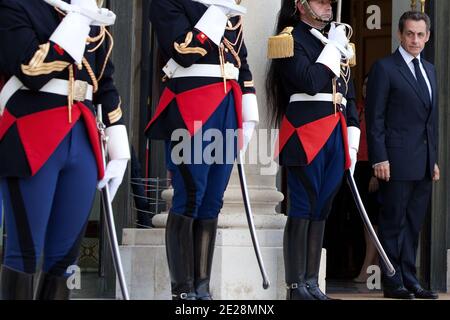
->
left=366, top=49, right=438, bottom=181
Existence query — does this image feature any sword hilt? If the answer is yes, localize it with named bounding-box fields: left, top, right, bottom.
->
left=96, top=104, right=109, bottom=161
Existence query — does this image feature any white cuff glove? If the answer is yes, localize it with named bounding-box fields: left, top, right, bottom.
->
left=349, top=148, right=357, bottom=176
left=241, top=94, right=258, bottom=153
left=71, top=0, right=98, bottom=10
left=193, top=0, right=247, bottom=16
left=327, top=23, right=354, bottom=60
left=312, top=23, right=353, bottom=77
left=242, top=93, right=259, bottom=123
left=98, top=159, right=128, bottom=201
left=49, top=12, right=91, bottom=64
left=105, top=125, right=131, bottom=160
left=45, top=0, right=116, bottom=27
left=97, top=125, right=131, bottom=201
left=242, top=121, right=256, bottom=154
left=328, top=23, right=349, bottom=49
left=316, top=43, right=341, bottom=78
left=347, top=126, right=361, bottom=176
left=70, top=0, right=116, bottom=26
left=194, top=5, right=229, bottom=46
left=193, top=1, right=247, bottom=46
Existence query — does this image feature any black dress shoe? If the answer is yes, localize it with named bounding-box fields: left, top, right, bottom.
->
left=383, top=287, right=415, bottom=300
left=408, top=286, right=439, bottom=300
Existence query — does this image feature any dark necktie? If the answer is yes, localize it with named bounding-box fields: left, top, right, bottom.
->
left=412, top=58, right=431, bottom=105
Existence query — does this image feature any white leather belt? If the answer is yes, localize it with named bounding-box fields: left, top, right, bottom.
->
left=289, top=93, right=347, bottom=107
left=0, top=76, right=93, bottom=115
left=163, top=58, right=239, bottom=80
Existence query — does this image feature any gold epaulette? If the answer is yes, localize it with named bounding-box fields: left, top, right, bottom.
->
left=267, top=27, right=294, bottom=59
left=349, top=43, right=357, bottom=67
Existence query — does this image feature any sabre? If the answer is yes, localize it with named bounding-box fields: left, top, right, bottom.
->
left=346, top=172, right=395, bottom=276
left=237, top=151, right=270, bottom=290
left=97, top=105, right=130, bottom=300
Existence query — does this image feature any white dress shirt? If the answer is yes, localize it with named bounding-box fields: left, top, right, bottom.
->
left=398, top=45, right=432, bottom=99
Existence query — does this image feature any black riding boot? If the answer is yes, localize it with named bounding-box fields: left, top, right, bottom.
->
left=284, top=217, right=315, bottom=300
left=166, top=213, right=196, bottom=300
left=193, top=218, right=218, bottom=300
left=35, top=272, right=71, bottom=300
left=305, top=220, right=332, bottom=300
left=0, top=265, right=34, bottom=300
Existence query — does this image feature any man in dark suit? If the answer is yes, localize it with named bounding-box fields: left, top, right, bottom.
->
left=366, top=11, right=439, bottom=300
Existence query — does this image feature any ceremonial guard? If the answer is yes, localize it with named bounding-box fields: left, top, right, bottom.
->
left=267, top=0, right=360, bottom=300
left=0, top=0, right=130, bottom=300
left=146, top=0, right=259, bottom=300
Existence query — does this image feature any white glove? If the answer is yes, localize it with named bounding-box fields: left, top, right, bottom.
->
left=313, top=23, right=348, bottom=77
left=50, top=12, right=92, bottom=64
left=194, top=5, right=227, bottom=46
left=242, top=93, right=259, bottom=123
left=328, top=23, right=354, bottom=60
left=192, top=0, right=247, bottom=16
left=312, top=23, right=353, bottom=76
left=44, top=0, right=116, bottom=26
left=71, top=0, right=116, bottom=26
left=242, top=121, right=256, bottom=153
left=347, top=126, right=361, bottom=176
left=97, top=125, right=131, bottom=201
left=71, top=0, right=98, bottom=10
left=328, top=23, right=349, bottom=49
left=349, top=148, right=357, bottom=176
left=98, top=159, right=128, bottom=201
